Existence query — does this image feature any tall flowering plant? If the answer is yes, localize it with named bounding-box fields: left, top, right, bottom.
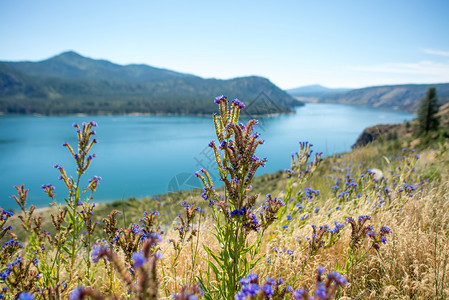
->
left=47, top=121, right=101, bottom=285
left=195, top=96, right=284, bottom=299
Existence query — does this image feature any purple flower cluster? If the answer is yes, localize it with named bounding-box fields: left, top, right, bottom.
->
left=172, top=284, right=204, bottom=299
left=236, top=273, right=293, bottom=299
left=18, top=293, right=34, bottom=300
left=357, top=215, right=372, bottom=223
left=0, top=208, right=14, bottom=220
left=91, top=244, right=109, bottom=263
left=232, top=98, right=246, bottom=109
left=41, top=184, right=56, bottom=198
left=329, top=221, right=345, bottom=234
left=132, top=251, right=146, bottom=269
left=305, top=188, right=320, bottom=200
left=230, top=207, right=248, bottom=217
left=0, top=256, right=23, bottom=280
left=294, top=267, right=347, bottom=299
left=367, top=225, right=394, bottom=250
left=214, top=95, right=227, bottom=104
left=69, top=287, right=84, bottom=300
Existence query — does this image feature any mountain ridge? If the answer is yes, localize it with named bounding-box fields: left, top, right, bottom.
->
left=0, top=51, right=301, bottom=115
left=5, top=51, right=196, bottom=83
left=287, top=84, right=352, bottom=97
left=287, top=82, right=449, bottom=113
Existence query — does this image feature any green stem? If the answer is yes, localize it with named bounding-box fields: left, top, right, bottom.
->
left=189, top=214, right=202, bottom=285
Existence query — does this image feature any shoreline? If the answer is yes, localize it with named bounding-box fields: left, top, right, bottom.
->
left=0, top=111, right=295, bottom=118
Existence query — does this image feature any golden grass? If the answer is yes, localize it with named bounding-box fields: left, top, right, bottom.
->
left=149, top=142, right=449, bottom=299
left=5, top=140, right=449, bottom=299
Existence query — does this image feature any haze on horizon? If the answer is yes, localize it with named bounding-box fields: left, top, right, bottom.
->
left=1, top=0, right=449, bottom=90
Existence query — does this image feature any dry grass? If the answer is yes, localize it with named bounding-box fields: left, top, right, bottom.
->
left=148, top=142, right=449, bottom=299
left=4, top=140, right=448, bottom=299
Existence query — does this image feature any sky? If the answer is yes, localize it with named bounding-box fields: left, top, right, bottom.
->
left=1, top=0, right=449, bottom=89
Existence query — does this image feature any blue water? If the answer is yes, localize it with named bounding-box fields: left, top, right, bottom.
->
left=0, top=103, right=414, bottom=209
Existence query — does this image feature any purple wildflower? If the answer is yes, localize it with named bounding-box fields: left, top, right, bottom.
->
left=18, top=293, right=34, bottom=300
left=132, top=251, right=146, bottom=269
left=69, top=287, right=84, bottom=300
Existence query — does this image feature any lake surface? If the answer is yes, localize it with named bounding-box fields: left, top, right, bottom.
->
left=0, top=103, right=414, bottom=209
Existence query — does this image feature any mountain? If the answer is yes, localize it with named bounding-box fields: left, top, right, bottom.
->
left=0, top=52, right=302, bottom=115
left=286, top=84, right=352, bottom=97
left=307, top=83, right=449, bottom=113
left=5, top=51, right=194, bottom=83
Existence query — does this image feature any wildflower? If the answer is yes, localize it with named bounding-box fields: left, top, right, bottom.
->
left=18, top=293, right=34, bottom=300
left=132, top=251, right=146, bottom=269
left=329, top=221, right=344, bottom=234
left=368, top=225, right=393, bottom=250
left=69, top=287, right=84, bottom=300
left=357, top=215, right=372, bottom=223
left=380, top=226, right=393, bottom=234
left=327, top=271, right=348, bottom=286
left=91, top=244, right=108, bottom=263
left=262, top=283, right=274, bottom=297
left=403, top=184, right=416, bottom=193
left=214, top=95, right=227, bottom=104
left=285, top=168, right=295, bottom=177
left=239, top=273, right=259, bottom=285
left=347, top=215, right=374, bottom=250
left=305, top=188, right=320, bottom=200
left=230, top=209, right=245, bottom=217
left=232, top=98, right=246, bottom=109
left=314, top=283, right=327, bottom=299
left=173, top=284, right=203, bottom=299
left=236, top=284, right=261, bottom=298
left=294, top=289, right=308, bottom=299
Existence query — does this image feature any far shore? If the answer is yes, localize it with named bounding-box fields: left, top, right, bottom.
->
left=0, top=110, right=296, bottom=118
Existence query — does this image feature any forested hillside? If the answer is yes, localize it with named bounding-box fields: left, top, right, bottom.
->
left=0, top=52, right=301, bottom=115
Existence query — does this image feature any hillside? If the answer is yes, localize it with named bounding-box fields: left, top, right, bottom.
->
left=353, top=101, right=449, bottom=148
left=306, top=83, right=449, bottom=113
left=0, top=52, right=302, bottom=115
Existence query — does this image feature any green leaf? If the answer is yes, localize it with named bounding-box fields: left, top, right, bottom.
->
left=61, top=246, right=71, bottom=255
left=241, top=244, right=255, bottom=255
left=203, top=244, right=225, bottom=271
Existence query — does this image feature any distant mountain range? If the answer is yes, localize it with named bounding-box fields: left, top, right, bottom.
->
left=0, top=51, right=301, bottom=115
left=286, top=84, right=352, bottom=97
left=287, top=83, right=449, bottom=113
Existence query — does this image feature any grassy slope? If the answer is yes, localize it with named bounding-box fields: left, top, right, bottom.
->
left=7, top=133, right=449, bottom=298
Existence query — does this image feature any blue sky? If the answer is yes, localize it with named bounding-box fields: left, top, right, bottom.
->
left=1, top=0, right=449, bottom=89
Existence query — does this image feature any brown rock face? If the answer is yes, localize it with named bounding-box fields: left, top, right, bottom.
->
left=352, top=124, right=407, bottom=148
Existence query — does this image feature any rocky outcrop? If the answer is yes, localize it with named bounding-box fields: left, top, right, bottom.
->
left=352, top=123, right=411, bottom=148
left=353, top=102, right=449, bottom=149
